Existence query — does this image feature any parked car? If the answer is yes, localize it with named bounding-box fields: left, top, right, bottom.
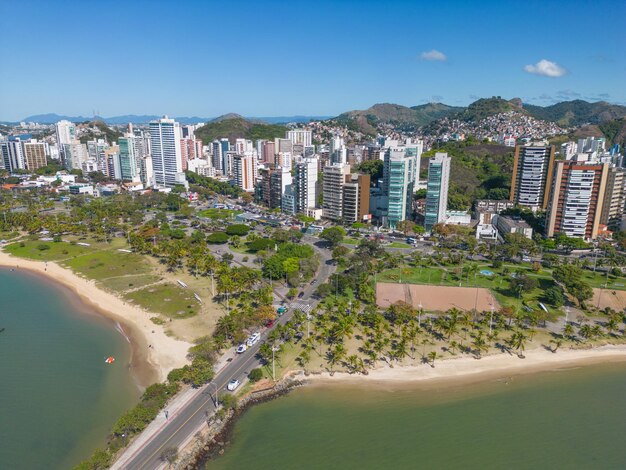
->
left=298, top=292, right=305, bottom=298
left=264, top=319, right=275, bottom=328
left=246, top=332, right=261, bottom=346
left=227, top=379, right=240, bottom=391
left=236, top=343, right=248, bottom=354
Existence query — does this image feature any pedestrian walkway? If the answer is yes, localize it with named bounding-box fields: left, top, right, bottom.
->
left=290, top=301, right=312, bottom=314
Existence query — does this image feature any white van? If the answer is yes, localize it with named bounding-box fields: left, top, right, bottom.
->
left=246, top=332, right=261, bottom=347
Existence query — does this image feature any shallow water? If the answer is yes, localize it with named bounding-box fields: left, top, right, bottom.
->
left=209, top=361, right=626, bottom=470
left=0, top=268, right=140, bottom=469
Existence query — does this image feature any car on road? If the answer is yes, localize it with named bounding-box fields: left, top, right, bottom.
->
left=236, top=343, right=248, bottom=354
left=265, top=319, right=275, bottom=328
left=276, top=306, right=287, bottom=316
left=298, top=292, right=305, bottom=298
left=246, top=332, right=261, bottom=346
left=227, top=379, right=240, bottom=391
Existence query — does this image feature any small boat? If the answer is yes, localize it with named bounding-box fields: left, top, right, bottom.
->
left=105, top=356, right=115, bottom=364
left=0, top=327, right=5, bottom=333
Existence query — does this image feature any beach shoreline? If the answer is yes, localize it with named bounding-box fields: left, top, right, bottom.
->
left=303, top=344, right=626, bottom=388
left=0, top=250, right=191, bottom=389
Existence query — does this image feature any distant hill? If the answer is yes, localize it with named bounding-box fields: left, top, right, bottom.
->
left=194, top=115, right=287, bottom=143
left=524, top=100, right=626, bottom=127
left=457, top=97, right=524, bottom=122
left=78, top=121, right=123, bottom=144
left=599, top=118, right=626, bottom=148
left=333, top=102, right=462, bottom=135
left=20, top=113, right=327, bottom=125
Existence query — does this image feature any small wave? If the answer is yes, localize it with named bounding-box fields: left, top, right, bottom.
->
left=115, top=321, right=131, bottom=343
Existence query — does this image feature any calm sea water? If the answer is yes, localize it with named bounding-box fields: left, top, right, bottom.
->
left=210, top=362, right=626, bottom=470
left=0, top=268, right=140, bottom=469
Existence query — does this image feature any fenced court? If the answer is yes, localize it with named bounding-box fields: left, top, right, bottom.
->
left=376, top=282, right=500, bottom=312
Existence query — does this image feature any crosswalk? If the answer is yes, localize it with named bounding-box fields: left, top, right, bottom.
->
left=290, top=301, right=313, bottom=315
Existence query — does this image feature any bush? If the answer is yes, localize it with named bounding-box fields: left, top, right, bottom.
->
left=491, top=260, right=503, bottom=269
left=37, top=244, right=50, bottom=251
left=206, top=232, right=229, bottom=244
left=226, top=224, right=250, bottom=236
left=248, top=368, right=263, bottom=382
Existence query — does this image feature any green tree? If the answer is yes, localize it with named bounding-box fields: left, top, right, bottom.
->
left=320, top=226, right=346, bottom=247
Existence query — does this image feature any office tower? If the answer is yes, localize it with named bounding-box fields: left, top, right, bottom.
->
left=600, top=166, right=626, bottom=231
left=233, top=153, right=256, bottom=192
left=22, top=140, right=47, bottom=170
left=119, top=137, right=138, bottom=180
left=286, top=129, right=312, bottom=147
left=149, top=117, right=184, bottom=186
left=294, top=157, right=318, bottom=213
left=404, top=141, right=423, bottom=184
left=546, top=159, right=609, bottom=240
left=342, top=173, right=370, bottom=224
left=262, top=140, right=276, bottom=163
left=322, top=164, right=351, bottom=221
left=510, top=142, right=555, bottom=211
left=424, top=152, right=452, bottom=231
left=383, top=147, right=418, bottom=228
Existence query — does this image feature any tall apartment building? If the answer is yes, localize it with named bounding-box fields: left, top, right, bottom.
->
left=383, top=147, right=417, bottom=228
left=63, top=141, right=88, bottom=170
left=322, top=164, right=351, bottom=221
left=546, top=159, right=609, bottom=240
left=149, top=117, right=184, bottom=187
left=211, top=140, right=222, bottom=171
left=233, top=153, right=256, bottom=192
left=342, top=173, right=370, bottom=224
left=510, top=142, right=555, bottom=210
left=22, top=140, right=47, bottom=170
left=261, top=140, right=275, bottom=163
left=0, top=140, right=24, bottom=171
left=600, top=166, right=626, bottom=231
left=55, top=120, right=76, bottom=162
left=275, top=138, right=293, bottom=155
left=104, top=145, right=121, bottom=179
left=286, top=129, right=312, bottom=147
left=424, top=152, right=451, bottom=230
left=180, top=138, right=202, bottom=170
left=294, top=157, right=318, bottom=213
left=271, top=167, right=292, bottom=210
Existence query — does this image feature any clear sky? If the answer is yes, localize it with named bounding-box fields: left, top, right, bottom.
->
left=0, top=0, right=624, bottom=121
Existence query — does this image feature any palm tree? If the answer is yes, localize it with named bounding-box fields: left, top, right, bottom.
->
left=509, top=330, right=528, bottom=358
left=296, top=350, right=311, bottom=373
left=563, top=323, right=575, bottom=341
left=549, top=338, right=563, bottom=353
left=427, top=351, right=438, bottom=367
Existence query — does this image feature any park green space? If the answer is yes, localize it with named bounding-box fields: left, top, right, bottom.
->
left=124, top=283, right=200, bottom=318
left=197, top=208, right=241, bottom=220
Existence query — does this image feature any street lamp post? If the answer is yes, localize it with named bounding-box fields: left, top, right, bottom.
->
left=209, top=382, right=219, bottom=408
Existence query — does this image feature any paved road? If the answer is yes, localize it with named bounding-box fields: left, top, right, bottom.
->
left=117, top=241, right=334, bottom=469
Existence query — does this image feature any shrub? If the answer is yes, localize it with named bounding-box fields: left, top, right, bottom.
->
left=226, top=224, right=250, bottom=236
left=206, top=232, right=229, bottom=244
left=248, top=368, right=263, bottom=382
left=37, top=244, right=50, bottom=251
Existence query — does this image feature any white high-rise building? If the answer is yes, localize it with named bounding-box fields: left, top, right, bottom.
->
left=322, top=163, right=351, bottom=221
left=149, top=117, right=184, bottom=187
left=295, top=157, right=318, bottom=213
left=56, top=120, right=76, bottom=164
left=233, top=153, right=257, bottom=192
left=287, top=129, right=312, bottom=147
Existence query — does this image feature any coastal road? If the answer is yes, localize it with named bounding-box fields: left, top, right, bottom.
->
left=116, top=241, right=334, bottom=469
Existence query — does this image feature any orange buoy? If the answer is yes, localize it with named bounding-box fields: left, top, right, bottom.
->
left=105, top=356, right=115, bottom=364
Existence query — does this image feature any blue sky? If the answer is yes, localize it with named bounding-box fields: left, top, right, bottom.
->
left=0, top=0, right=624, bottom=121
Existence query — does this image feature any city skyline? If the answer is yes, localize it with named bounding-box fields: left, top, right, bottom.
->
left=1, top=0, right=625, bottom=121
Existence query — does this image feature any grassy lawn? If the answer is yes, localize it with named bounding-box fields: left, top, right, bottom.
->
left=0, top=231, right=20, bottom=240
left=342, top=238, right=359, bottom=245
left=197, top=208, right=242, bottom=220
left=387, top=242, right=412, bottom=248
left=63, top=250, right=151, bottom=281
left=124, top=283, right=200, bottom=318
left=97, top=274, right=162, bottom=293
left=4, top=240, right=94, bottom=261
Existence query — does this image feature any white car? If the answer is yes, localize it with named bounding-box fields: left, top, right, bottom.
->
left=236, top=343, right=248, bottom=354
left=227, top=379, right=240, bottom=391
left=246, top=332, right=261, bottom=346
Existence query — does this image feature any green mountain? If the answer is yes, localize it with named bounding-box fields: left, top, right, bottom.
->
left=78, top=120, right=123, bottom=144
left=599, top=118, right=626, bottom=147
left=333, top=102, right=462, bottom=135
left=458, top=97, right=524, bottom=122
left=524, top=100, right=626, bottom=127
left=194, top=114, right=287, bottom=143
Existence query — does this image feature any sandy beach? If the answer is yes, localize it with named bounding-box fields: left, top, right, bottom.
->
left=305, top=344, right=626, bottom=386
left=0, top=251, right=191, bottom=388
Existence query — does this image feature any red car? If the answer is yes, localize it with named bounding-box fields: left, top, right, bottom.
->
left=265, top=319, right=275, bottom=328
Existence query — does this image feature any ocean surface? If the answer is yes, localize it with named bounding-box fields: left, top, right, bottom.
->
left=209, top=362, right=626, bottom=470
left=0, top=268, right=140, bottom=469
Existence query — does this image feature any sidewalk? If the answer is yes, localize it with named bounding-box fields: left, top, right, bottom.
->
left=111, top=347, right=237, bottom=469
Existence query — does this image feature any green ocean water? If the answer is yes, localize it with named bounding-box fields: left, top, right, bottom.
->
left=0, top=268, right=140, bottom=469
left=210, top=362, right=626, bottom=470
